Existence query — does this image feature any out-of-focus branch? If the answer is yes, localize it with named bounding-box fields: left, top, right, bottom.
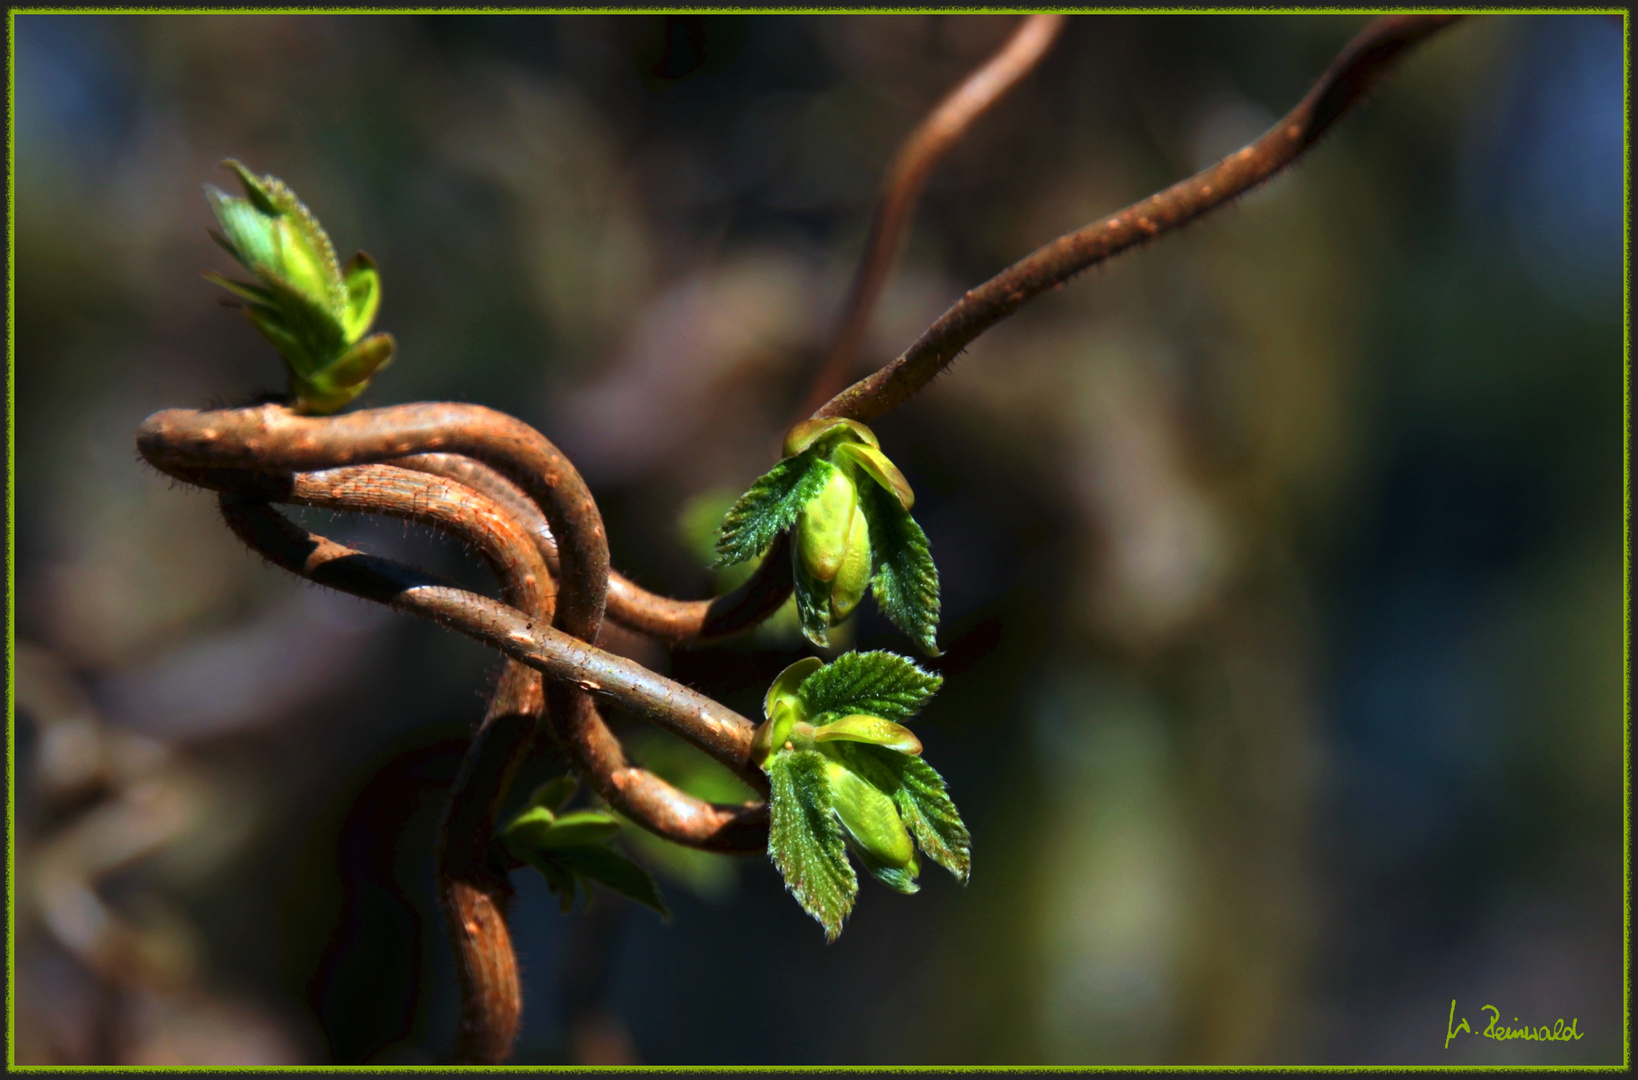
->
left=800, top=12, right=1067, bottom=415
left=815, top=13, right=1464, bottom=423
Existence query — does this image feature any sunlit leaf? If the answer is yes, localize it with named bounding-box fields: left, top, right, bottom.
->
left=797, top=650, right=942, bottom=725
left=859, top=479, right=941, bottom=656
left=714, top=451, right=831, bottom=568
left=767, top=749, right=856, bottom=941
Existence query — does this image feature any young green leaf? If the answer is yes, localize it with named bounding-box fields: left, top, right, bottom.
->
left=796, top=650, right=942, bottom=725
left=792, top=558, right=835, bottom=648
left=854, top=745, right=970, bottom=884
left=765, top=657, right=823, bottom=721
left=836, top=441, right=914, bottom=510
left=714, top=451, right=831, bottom=568
left=853, top=844, right=921, bottom=895
left=341, top=252, right=382, bottom=343
left=767, top=749, right=856, bottom=941
left=501, top=806, right=559, bottom=858
left=532, top=810, right=623, bottom=849
left=858, top=479, right=941, bottom=656
left=523, top=774, right=580, bottom=816
left=550, top=844, right=670, bottom=918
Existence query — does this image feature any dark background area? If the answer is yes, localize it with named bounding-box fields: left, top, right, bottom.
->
left=9, top=13, right=1625, bottom=1066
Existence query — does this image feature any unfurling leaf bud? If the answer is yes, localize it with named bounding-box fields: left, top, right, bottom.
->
left=797, top=466, right=859, bottom=584
left=203, top=160, right=393, bottom=414
left=714, top=415, right=937, bottom=651
left=753, top=657, right=822, bottom=766
left=758, top=652, right=966, bottom=937
left=826, top=757, right=914, bottom=869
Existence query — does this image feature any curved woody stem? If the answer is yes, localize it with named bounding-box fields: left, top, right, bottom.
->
left=141, top=414, right=770, bottom=1064
left=391, top=452, right=795, bottom=643
left=135, top=12, right=1466, bottom=1065
left=800, top=12, right=1067, bottom=415
left=815, top=13, right=1465, bottom=423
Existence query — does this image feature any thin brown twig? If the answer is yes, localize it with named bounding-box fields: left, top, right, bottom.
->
left=815, top=13, right=1464, bottom=424
left=800, top=12, right=1067, bottom=416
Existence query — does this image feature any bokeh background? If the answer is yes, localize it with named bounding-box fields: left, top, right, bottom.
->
left=9, top=13, right=1626, bottom=1067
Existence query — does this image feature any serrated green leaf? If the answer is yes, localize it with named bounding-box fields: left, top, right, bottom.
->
left=792, top=557, right=834, bottom=648
left=550, top=844, right=670, bottom=918
left=859, top=479, right=941, bottom=656
left=767, top=750, right=856, bottom=941
left=849, top=745, right=970, bottom=884
left=714, top=451, right=831, bottom=568
left=814, top=714, right=923, bottom=755
left=797, top=650, right=942, bottom=725
left=854, top=843, right=921, bottom=895
left=222, top=159, right=344, bottom=308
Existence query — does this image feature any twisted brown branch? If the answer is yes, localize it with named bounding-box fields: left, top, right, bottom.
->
left=141, top=409, right=773, bottom=1063
left=151, top=458, right=771, bottom=816
left=815, top=13, right=1464, bottom=423
left=390, top=452, right=795, bottom=643
left=801, top=12, right=1067, bottom=414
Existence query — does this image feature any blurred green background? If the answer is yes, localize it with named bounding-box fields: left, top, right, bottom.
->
left=9, top=13, right=1625, bottom=1066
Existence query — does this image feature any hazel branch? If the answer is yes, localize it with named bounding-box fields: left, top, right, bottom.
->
left=390, top=452, right=795, bottom=643
left=800, top=12, right=1067, bottom=415
left=815, top=13, right=1464, bottom=423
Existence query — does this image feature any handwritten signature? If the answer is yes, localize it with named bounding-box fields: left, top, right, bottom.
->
left=1446, top=1000, right=1584, bottom=1049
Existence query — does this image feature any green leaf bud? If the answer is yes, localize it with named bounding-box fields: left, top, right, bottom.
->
left=203, top=160, right=392, bottom=414
left=797, top=466, right=860, bottom=584
left=814, top=714, right=923, bottom=755
left=829, top=498, right=872, bottom=621
left=764, top=657, right=823, bottom=721
left=826, top=758, right=914, bottom=869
